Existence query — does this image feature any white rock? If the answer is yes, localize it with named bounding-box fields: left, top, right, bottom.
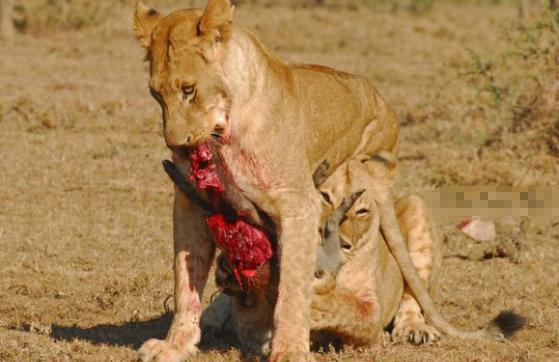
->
left=457, top=218, right=496, bottom=242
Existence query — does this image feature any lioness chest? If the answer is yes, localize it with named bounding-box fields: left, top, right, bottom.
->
left=214, top=142, right=279, bottom=223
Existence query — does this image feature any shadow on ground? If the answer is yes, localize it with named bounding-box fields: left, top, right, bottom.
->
left=48, top=312, right=240, bottom=352
left=50, top=313, right=172, bottom=349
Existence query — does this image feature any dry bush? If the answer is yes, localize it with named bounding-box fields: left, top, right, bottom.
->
left=463, top=5, right=558, bottom=157
left=14, top=0, right=116, bottom=33
left=238, top=0, right=520, bottom=13
left=400, top=3, right=558, bottom=187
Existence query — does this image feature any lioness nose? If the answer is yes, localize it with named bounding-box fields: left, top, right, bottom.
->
left=165, top=134, right=192, bottom=148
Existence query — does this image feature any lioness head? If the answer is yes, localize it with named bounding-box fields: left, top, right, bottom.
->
left=319, top=160, right=378, bottom=251
left=133, top=0, right=234, bottom=148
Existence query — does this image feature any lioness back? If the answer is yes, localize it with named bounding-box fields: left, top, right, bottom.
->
left=290, top=64, right=399, bottom=171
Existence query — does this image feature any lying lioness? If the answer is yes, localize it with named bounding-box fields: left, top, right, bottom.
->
left=206, top=159, right=426, bottom=354
left=133, top=1, right=523, bottom=361
left=204, top=158, right=524, bottom=356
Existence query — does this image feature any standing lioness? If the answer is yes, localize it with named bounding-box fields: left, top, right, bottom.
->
left=133, top=1, right=398, bottom=361
left=133, top=1, right=524, bottom=361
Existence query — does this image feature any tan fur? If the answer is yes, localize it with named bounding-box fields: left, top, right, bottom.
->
left=133, top=1, right=506, bottom=361
left=310, top=162, right=443, bottom=347
left=391, top=195, right=442, bottom=345
left=132, top=2, right=162, bottom=48
left=133, top=1, right=399, bottom=361
left=208, top=159, right=440, bottom=353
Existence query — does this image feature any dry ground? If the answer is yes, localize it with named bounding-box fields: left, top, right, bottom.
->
left=1, top=1, right=558, bottom=361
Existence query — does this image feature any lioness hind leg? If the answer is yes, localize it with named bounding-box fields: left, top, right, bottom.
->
left=391, top=195, right=441, bottom=345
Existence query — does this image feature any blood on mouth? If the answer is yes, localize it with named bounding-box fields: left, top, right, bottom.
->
left=189, top=143, right=273, bottom=288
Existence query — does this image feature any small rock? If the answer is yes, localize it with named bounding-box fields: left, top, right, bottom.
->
left=457, top=218, right=496, bottom=242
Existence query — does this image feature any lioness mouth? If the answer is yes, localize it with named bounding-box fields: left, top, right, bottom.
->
left=212, top=125, right=225, bottom=140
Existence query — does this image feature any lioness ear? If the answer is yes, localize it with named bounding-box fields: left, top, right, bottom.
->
left=198, top=0, right=235, bottom=42
left=132, top=1, right=163, bottom=48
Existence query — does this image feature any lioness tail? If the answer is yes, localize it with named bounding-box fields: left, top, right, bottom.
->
left=378, top=195, right=525, bottom=342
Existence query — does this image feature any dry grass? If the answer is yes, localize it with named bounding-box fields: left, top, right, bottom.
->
left=1, top=1, right=558, bottom=361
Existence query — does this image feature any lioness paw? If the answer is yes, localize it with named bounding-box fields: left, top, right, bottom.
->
left=391, top=320, right=441, bottom=346
left=138, top=338, right=198, bottom=362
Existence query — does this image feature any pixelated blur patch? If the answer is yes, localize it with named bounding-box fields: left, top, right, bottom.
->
left=427, top=187, right=559, bottom=219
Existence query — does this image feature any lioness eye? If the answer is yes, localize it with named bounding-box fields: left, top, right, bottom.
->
left=356, top=208, right=369, bottom=216
left=181, top=85, right=195, bottom=100
left=320, top=192, right=332, bottom=205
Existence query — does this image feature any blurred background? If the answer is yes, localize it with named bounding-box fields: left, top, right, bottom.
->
left=0, top=1, right=557, bottom=361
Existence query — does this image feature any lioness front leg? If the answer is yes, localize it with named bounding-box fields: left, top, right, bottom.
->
left=270, top=199, right=321, bottom=362
left=391, top=195, right=441, bottom=345
left=139, top=181, right=215, bottom=362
